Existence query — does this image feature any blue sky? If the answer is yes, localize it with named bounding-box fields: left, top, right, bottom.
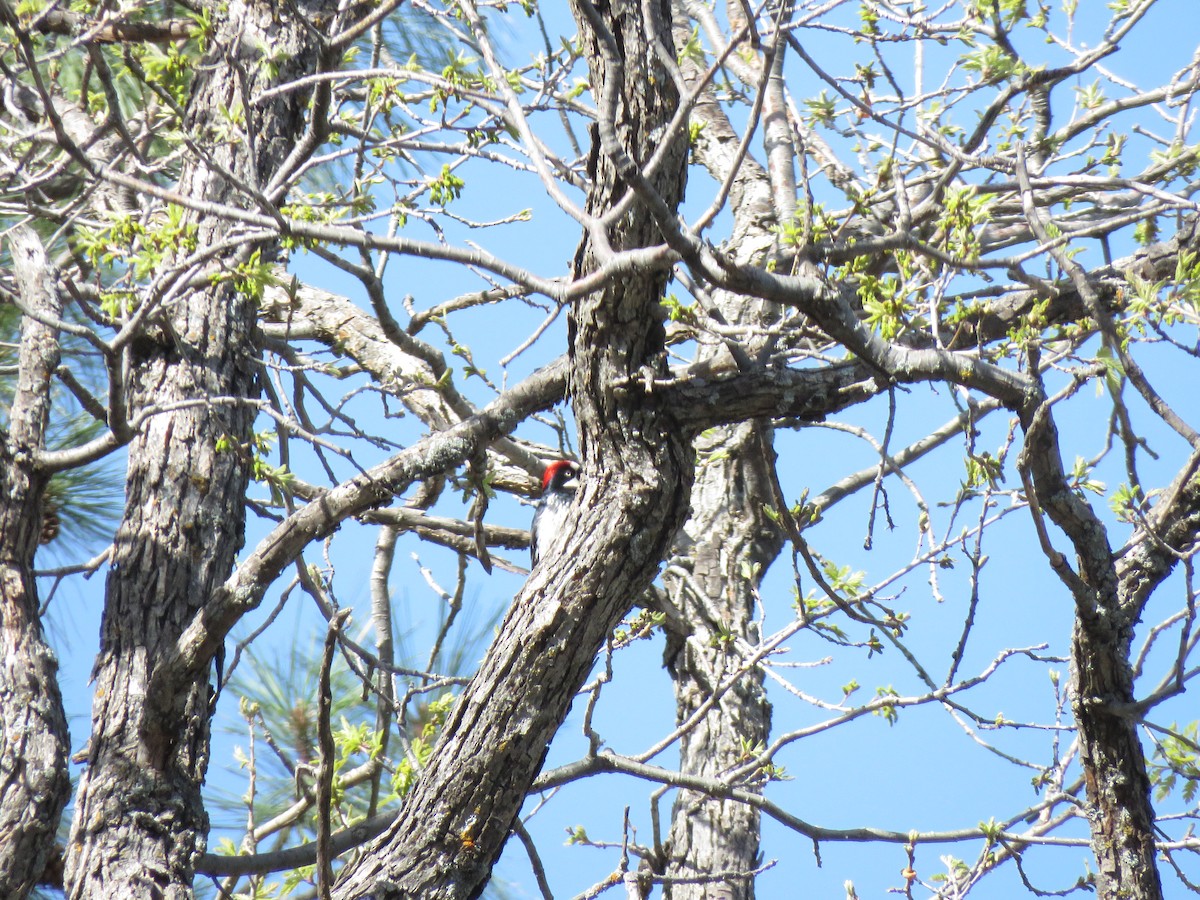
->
left=36, top=1, right=1200, bottom=897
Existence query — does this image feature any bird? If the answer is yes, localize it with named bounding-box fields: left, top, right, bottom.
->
left=530, top=460, right=580, bottom=566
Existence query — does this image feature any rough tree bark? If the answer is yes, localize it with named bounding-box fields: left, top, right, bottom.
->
left=1017, top=397, right=1165, bottom=900
left=6, top=2, right=1189, bottom=897
left=663, top=424, right=781, bottom=900
left=661, top=14, right=789, bottom=892
left=64, top=2, right=355, bottom=896
left=0, top=227, right=72, bottom=899
left=1074, top=623, right=1160, bottom=899
left=1011, top=163, right=1169, bottom=900
left=331, top=1, right=691, bottom=897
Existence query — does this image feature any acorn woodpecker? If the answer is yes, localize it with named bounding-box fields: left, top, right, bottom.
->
left=530, top=460, right=580, bottom=566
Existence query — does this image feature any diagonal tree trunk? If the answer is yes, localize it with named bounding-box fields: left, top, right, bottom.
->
left=64, top=3, right=357, bottom=896
left=0, top=226, right=72, bottom=899
left=331, top=1, right=692, bottom=897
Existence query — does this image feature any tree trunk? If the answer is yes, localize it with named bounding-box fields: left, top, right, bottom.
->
left=0, top=227, right=72, bottom=899
left=64, top=3, right=350, bottom=896
left=1072, top=618, right=1161, bottom=900
left=661, top=16, right=790, bottom=891
left=331, top=1, right=691, bottom=897
left=1019, top=400, right=1164, bottom=899
left=664, top=424, right=781, bottom=900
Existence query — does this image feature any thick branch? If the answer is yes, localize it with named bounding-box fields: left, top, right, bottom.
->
left=153, top=358, right=567, bottom=701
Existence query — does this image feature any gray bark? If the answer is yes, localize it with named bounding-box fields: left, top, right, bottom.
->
left=0, top=226, right=71, bottom=899
left=1017, top=391, right=1165, bottom=899
left=660, top=14, right=789, bottom=894
left=64, top=3, right=356, bottom=896
left=331, top=1, right=692, bottom=897
left=663, top=424, right=781, bottom=900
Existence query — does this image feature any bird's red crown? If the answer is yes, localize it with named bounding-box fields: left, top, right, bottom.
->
left=541, top=459, right=579, bottom=493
